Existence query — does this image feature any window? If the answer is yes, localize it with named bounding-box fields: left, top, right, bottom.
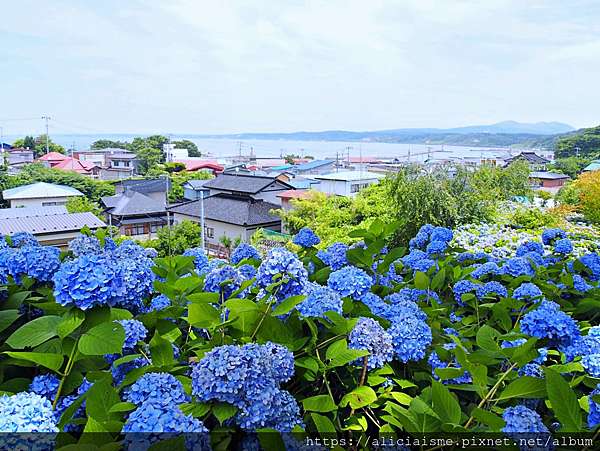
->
left=42, top=201, right=67, bottom=206
left=150, top=222, right=161, bottom=233
left=205, top=226, right=215, bottom=239
left=124, top=224, right=147, bottom=236
left=350, top=182, right=370, bottom=193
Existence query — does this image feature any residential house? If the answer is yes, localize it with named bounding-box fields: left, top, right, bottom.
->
left=2, top=182, right=83, bottom=208
left=277, top=189, right=312, bottom=211
left=504, top=152, right=550, bottom=170
left=115, top=178, right=168, bottom=202
left=313, top=171, right=385, bottom=197
left=38, top=151, right=69, bottom=167
left=175, top=159, right=224, bottom=175
left=53, top=157, right=101, bottom=178
left=291, top=159, right=336, bottom=175
left=203, top=173, right=294, bottom=205
left=529, top=172, right=570, bottom=193
left=286, top=175, right=321, bottom=190
left=182, top=180, right=210, bottom=201
left=0, top=206, right=105, bottom=248
left=2, top=148, right=35, bottom=174
left=101, top=190, right=169, bottom=238
left=168, top=194, right=282, bottom=254
left=583, top=160, right=600, bottom=172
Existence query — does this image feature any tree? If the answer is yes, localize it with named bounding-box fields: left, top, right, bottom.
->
left=555, top=125, right=600, bottom=158
left=173, top=140, right=200, bottom=157
left=12, top=135, right=36, bottom=150
left=66, top=196, right=103, bottom=219
left=567, top=170, right=600, bottom=223
left=136, top=147, right=164, bottom=175
left=551, top=157, right=592, bottom=179
left=91, top=139, right=129, bottom=150
left=129, top=135, right=169, bottom=153
left=13, top=134, right=64, bottom=157
left=154, top=220, right=201, bottom=256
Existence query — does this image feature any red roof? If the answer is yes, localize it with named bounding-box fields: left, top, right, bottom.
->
left=38, top=152, right=68, bottom=162
left=277, top=189, right=309, bottom=200
left=175, top=159, right=224, bottom=172
left=53, top=157, right=98, bottom=174
left=349, top=156, right=382, bottom=163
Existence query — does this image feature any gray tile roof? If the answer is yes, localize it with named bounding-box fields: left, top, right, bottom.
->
left=0, top=212, right=106, bottom=235
left=0, top=206, right=67, bottom=219
left=529, top=171, right=570, bottom=180
left=203, top=174, right=292, bottom=194
left=117, top=178, right=168, bottom=194
left=102, top=190, right=166, bottom=216
left=505, top=152, right=550, bottom=165
left=184, top=179, right=210, bottom=190
left=168, top=194, right=281, bottom=226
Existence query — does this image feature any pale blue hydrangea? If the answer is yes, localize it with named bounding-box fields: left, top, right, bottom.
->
left=512, top=282, right=543, bottom=301
left=475, top=281, right=508, bottom=299
left=113, top=256, right=155, bottom=311
left=582, top=354, right=600, bottom=378
left=234, top=388, right=302, bottom=431
left=520, top=300, right=580, bottom=345
left=297, top=282, right=343, bottom=318
left=238, top=263, right=257, bottom=280
left=18, top=246, right=61, bottom=282
left=292, top=227, right=321, bottom=248
left=116, top=319, right=148, bottom=350
left=382, top=295, right=427, bottom=322
left=388, top=315, right=432, bottom=363
left=349, top=317, right=394, bottom=369
left=502, top=405, right=549, bottom=433
left=256, top=247, right=308, bottom=300
left=588, top=384, right=600, bottom=429
left=125, top=372, right=190, bottom=406
left=554, top=238, right=573, bottom=255
left=122, top=402, right=208, bottom=438
left=144, top=294, right=171, bottom=313
left=204, top=264, right=243, bottom=299
left=327, top=266, right=373, bottom=300
left=541, top=228, right=567, bottom=245
left=317, top=242, right=349, bottom=271
left=68, top=234, right=102, bottom=256
left=183, top=247, right=209, bottom=272
left=231, top=243, right=261, bottom=264
left=360, top=292, right=389, bottom=317
left=0, top=392, right=58, bottom=432
left=501, top=257, right=535, bottom=277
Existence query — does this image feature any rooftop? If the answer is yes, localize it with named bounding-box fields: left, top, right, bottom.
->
left=529, top=171, right=570, bottom=180
left=293, top=159, right=335, bottom=171
left=277, top=189, right=311, bottom=200
left=53, top=157, right=99, bottom=173
left=3, top=182, right=84, bottom=200
left=313, top=171, right=386, bottom=182
left=505, top=152, right=550, bottom=165
left=583, top=160, right=600, bottom=172
left=117, top=178, right=168, bottom=194
left=38, top=151, right=68, bottom=161
left=0, top=212, right=106, bottom=235
left=169, top=193, right=281, bottom=226
left=102, top=190, right=166, bottom=216
left=175, top=159, right=223, bottom=172
left=0, top=205, right=68, bottom=219
left=203, top=173, right=293, bottom=194
left=183, top=179, right=210, bottom=190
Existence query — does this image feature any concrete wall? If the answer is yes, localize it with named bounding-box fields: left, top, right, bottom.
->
left=9, top=196, right=78, bottom=208
left=314, top=178, right=380, bottom=198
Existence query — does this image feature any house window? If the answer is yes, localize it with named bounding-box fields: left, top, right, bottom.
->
left=42, top=201, right=67, bottom=206
left=205, top=226, right=215, bottom=239
left=124, top=224, right=147, bottom=236
left=150, top=222, right=162, bottom=233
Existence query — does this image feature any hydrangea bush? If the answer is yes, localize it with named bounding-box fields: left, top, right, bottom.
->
left=1, top=224, right=600, bottom=448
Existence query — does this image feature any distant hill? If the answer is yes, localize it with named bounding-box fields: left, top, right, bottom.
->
left=201, top=121, right=575, bottom=147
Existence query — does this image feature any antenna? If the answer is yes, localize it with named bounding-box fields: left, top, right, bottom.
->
left=41, top=115, right=51, bottom=153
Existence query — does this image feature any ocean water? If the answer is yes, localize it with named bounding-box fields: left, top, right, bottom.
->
left=3, top=133, right=552, bottom=162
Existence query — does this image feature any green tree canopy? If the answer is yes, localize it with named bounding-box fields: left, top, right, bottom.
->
left=152, top=220, right=202, bottom=256
left=13, top=134, right=65, bottom=157
left=90, top=139, right=130, bottom=150
left=173, top=140, right=200, bottom=157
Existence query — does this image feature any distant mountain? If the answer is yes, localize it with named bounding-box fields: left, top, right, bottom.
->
left=202, top=121, right=575, bottom=146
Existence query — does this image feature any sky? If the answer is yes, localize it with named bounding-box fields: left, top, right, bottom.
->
left=1, top=0, right=599, bottom=135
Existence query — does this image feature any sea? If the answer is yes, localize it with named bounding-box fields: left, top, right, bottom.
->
left=3, top=133, right=553, bottom=163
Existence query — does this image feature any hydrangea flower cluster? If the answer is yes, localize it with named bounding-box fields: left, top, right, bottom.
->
left=428, top=350, right=471, bottom=384
left=125, top=372, right=190, bottom=406
left=9, top=232, right=39, bottom=248
left=502, top=405, right=549, bottom=433
left=297, top=282, right=343, bottom=318
left=256, top=247, right=308, bottom=300
left=588, top=384, right=600, bottom=428
left=29, top=374, right=60, bottom=400
left=327, top=266, right=373, bottom=300
left=0, top=245, right=61, bottom=284
left=183, top=247, right=209, bottom=272
left=500, top=257, right=535, bottom=278
left=292, top=227, right=321, bottom=248
left=204, top=264, right=243, bottom=300
left=317, top=242, right=349, bottom=271
left=516, top=241, right=544, bottom=257
left=117, top=319, right=148, bottom=350
left=122, top=402, right=208, bottom=440
left=520, top=300, right=580, bottom=346
left=453, top=280, right=476, bottom=304
left=388, top=315, right=432, bottom=363
left=554, top=238, right=573, bottom=255
left=475, top=281, right=508, bottom=300
left=471, top=262, right=501, bottom=279
left=230, top=243, right=261, bottom=264
left=143, top=294, right=171, bottom=313
left=0, top=392, right=58, bottom=432
left=349, top=317, right=394, bottom=369
left=68, top=234, right=102, bottom=256
left=512, top=282, right=542, bottom=301
left=541, top=228, right=567, bottom=245
left=191, top=342, right=301, bottom=431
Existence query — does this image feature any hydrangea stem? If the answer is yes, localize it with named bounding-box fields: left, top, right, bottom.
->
left=52, top=339, right=79, bottom=409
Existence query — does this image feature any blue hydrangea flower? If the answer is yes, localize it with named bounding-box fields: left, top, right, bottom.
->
left=68, top=234, right=102, bottom=256
left=125, top=372, right=190, bottom=406
left=573, top=275, right=593, bottom=292
left=112, top=357, right=149, bottom=386
left=471, top=262, right=501, bottom=279
left=238, top=264, right=257, bottom=280
left=428, top=351, right=471, bottom=384
left=116, top=319, right=148, bottom=350
left=19, top=246, right=61, bottom=282
left=579, top=253, right=600, bottom=281
left=582, top=354, right=600, bottom=378
left=411, top=258, right=435, bottom=273
left=113, top=256, right=155, bottom=311
left=10, top=232, right=39, bottom=248
left=388, top=315, right=432, bottom=363
left=430, top=227, right=453, bottom=243
left=122, top=401, right=208, bottom=434
left=297, top=282, right=343, bottom=318
left=522, top=251, right=545, bottom=267
left=409, top=232, right=429, bottom=250
left=256, top=247, right=308, bottom=300
left=204, top=264, right=243, bottom=300
left=144, top=294, right=171, bottom=313
left=554, top=238, right=573, bottom=255
left=588, top=384, right=600, bottom=429
left=360, top=292, right=389, bottom=317
left=541, top=228, right=567, bottom=245
left=520, top=300, right=580, bottom=345
left=198, top=258, right=227, bottom=276
left=292, top=227, right=321, bottom=248
left=502, top=405, right=549, bottom=433
left=327, top=266, right=373, bottom=300
left=518, top=363, right=544, bottom=378
left=382, top=294, right=427, bottom=322
left=501, top=257, right=535, bottom=278
left=453, top=280, right=477, bottom=304
left=456, top=252, right=489, bottom=263
left=348, top=317, right=394, bottom=370
left=512, top=282, right=543, bottom=301
left=183, top=247, right=209, bottom=272
left=398, top=288, right=440, bottom=304
left=516, top=241, right=544, bottom=257
left=426, top=240, right=447, bottom=256
left=0, top=392, right=58, bottom=433
left=235, top=388, right=302, bottom=431
left=317, top=242, right=349, bottom=271
left=476, top=281, right=508, bottom=299
left=231, top=243, right=261, bottom=264
left=53, top=254, right=126, bottom=310
left=29, top=374, right=60, bottom=400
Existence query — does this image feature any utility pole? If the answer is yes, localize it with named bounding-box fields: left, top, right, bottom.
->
left=41, top=116, right=51, bottom=153
left=200, top=190, right=205, bottom=250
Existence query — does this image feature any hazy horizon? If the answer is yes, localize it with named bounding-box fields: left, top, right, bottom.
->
left=1, top=1, right=599, bottom=136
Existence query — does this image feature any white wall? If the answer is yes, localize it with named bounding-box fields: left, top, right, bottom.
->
left=314, top=178, right=380, bottom=198
left=172, top=212, right=249, bottom=245
left=9, top=196, right=78, bottom=208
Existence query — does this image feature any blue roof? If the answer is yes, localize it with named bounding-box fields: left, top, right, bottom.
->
left=0, top=143, right=12, bottom=150
left=271, top=164, right=294, bottom=170
left=294, top=159, right=335, bottom=171
left=584, top=160, right=600, bottom=172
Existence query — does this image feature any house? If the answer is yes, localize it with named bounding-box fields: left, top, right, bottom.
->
left=0, top=207, right=105, bottom=248
left=2, top=148, right=35, bottom=174
left=203, top=173, right=294, bottom=205
left=101, top=190, right=169, bottom=238
left=286, top=175, right=321, bottom=190
left=291, top=159, right=336, bottom=175
left=277, top=189, right=312, bottom=211
left=175, top=159, right=224, bottom=175
left=313, top=171, right=385, bottom=197
left=182, top=180, right=211, bottom=201
left=529, top=171, right=570, bottom=193
left=38, top=151, right=69, bottom=167
left=115, top=178, right=168, bottom=203
left=53, top=157, right=101, bottom=178
left=504, top=152, right=550, bottom=170
left=583, top=160, right=600, bottom=172
left=168, top=193, right=282, bottom=254
left=2, top=182, right=83, bottom=208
